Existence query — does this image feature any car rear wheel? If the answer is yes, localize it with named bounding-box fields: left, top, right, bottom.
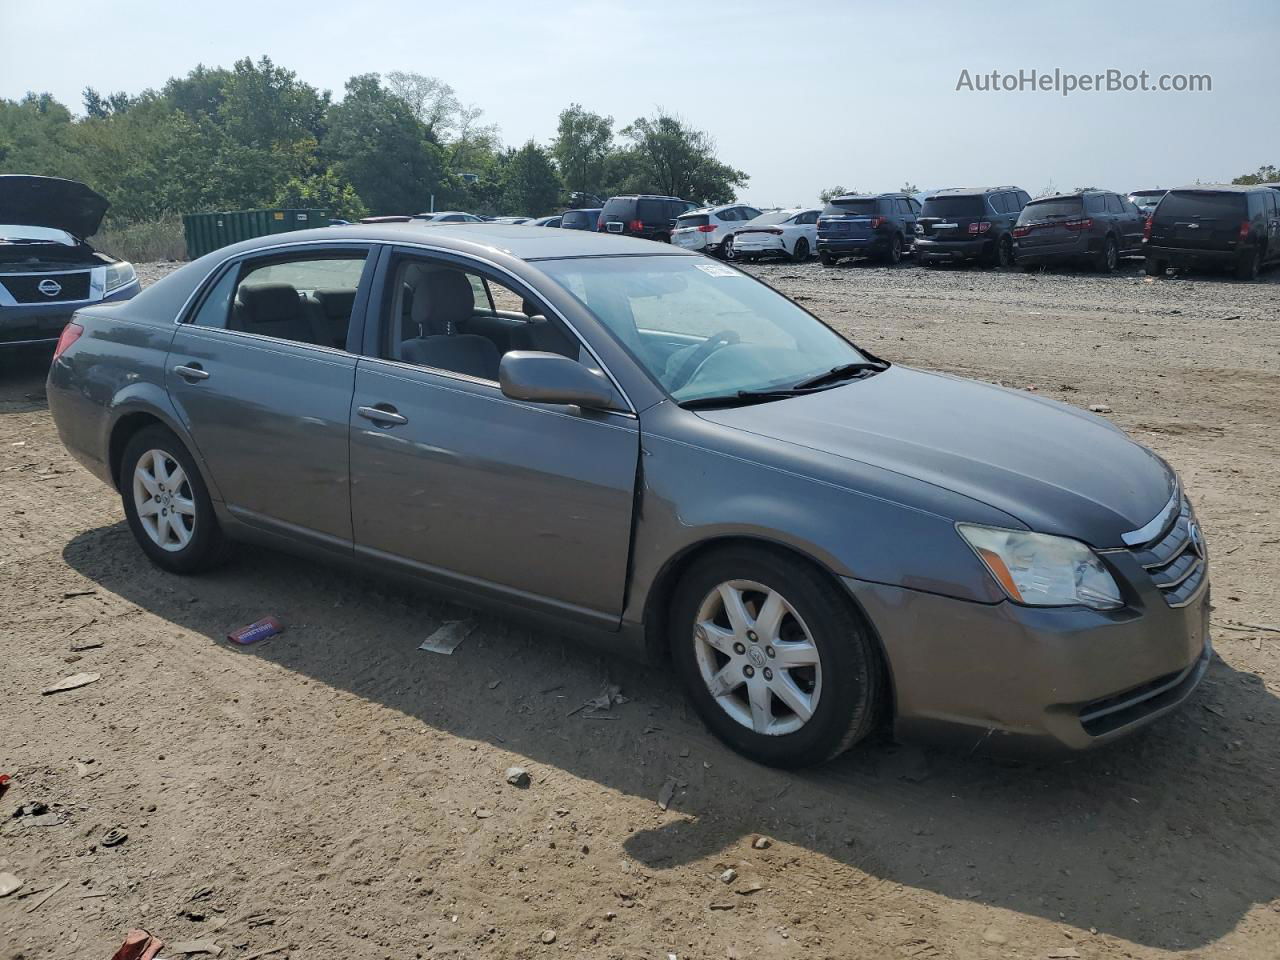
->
left=996, top=235, right=1014, bottom=268
left=1144, top=257, right=1167, bottom=277
left=721, top=234, right=736, bottom=260
left=120, top=425, right=229, bottom=574
left=884, top=234, right=903, bottom=265
left=819, top=251, right=837, bottom=266
left=1236, top=249, right=1261, bottom=281
left=670, top=546, right=885, bottom=767
left=1095, top=235, right=1119, bottom=272
left=791, top=237, right=810, bottom=262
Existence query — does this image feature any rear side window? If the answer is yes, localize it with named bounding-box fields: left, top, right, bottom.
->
left=823, top=198, right=879, bottom=216
left=1104, top=195, right=1124, bottom=214
left=1157, top=191, right=1248, bottom=220
left=1020, top=197, right=1084, bottom=221
left=895, top=198, right=913, bottom=214
left=920, top=195, right=984, bottom=218
left=1084, top=195, right=1106, bottom=214
left=637, top=199, right=666, bottom=221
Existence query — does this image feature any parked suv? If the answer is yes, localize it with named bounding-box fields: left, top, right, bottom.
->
left=597, top=195, right=697, bottom=242
left=915, top=187, right=1030, bottom=267
left=817, top=193, right=920, bottom=265
left=1144, top=185, right=1280, bottom=281
left=1012, top=190, right=1145, bottom=272
left=1128, top=189, right=1167, bottom=217
left=671, top=203, right=763, bottom=258
left=560, top=208, right=602, bottom=232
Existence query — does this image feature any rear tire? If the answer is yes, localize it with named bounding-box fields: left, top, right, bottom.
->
left=670, top=546, right=885, bottom=768
left=1236, top=249, right=1261, bottom=281
left=791, top=237, right=810, bottom=262
left=721, top=234, right=736, bottom=260
left=1094, top=235, right=1118, bottom=272
left=120, top=425, right=230, bottom=575
left=884, top=234, right=903, bottom=265
left=996, top=235, right=1014, bottom=268
left=819, top=251, right=837, bottom=266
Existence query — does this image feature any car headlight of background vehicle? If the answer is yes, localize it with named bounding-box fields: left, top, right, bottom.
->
left=104, top=261, right=136, bottom=293
left=957, top=524, right=1123, bottom=610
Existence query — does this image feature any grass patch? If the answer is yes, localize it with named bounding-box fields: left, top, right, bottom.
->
left=95, top=217, right=187, bottom=262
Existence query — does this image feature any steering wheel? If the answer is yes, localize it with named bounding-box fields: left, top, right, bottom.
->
left=669, top=329, right=741, bottom=392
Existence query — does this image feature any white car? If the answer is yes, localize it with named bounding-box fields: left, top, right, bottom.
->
left=730, top=208, right=821, bottom=262
left=671, top=203, right=763, bottom=258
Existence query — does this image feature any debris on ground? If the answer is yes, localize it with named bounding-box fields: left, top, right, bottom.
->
left=169, top=939, right=223, bottom=956
left=1088, top=403, right=1113, bottom=413
left=736, top=880, right=765, bottom=895
left=227, top=617, right=284, bottom=646
left=568, top=683, right=629, bottom=717
left=540, top=930, right=557, bottom=944
left=418, top=620, right=474, bottom=655
left=710, top=902, right=735, bottom=911
left=41, top=672, right=101, bottom=695
left=1047, top=949, right=1081, bottom=959
left=101, top=827, right=128, bottom=847
left=24, top=878, right=69, bottom=913
left=719, top=868, right=737, bottom=884
left=752, top=836, right=772, bottom=850
left=0, top=773, right=9, bottom=798
left=239, top=946, right=288, bottom=960
left=0, top=872, right=22, bottom=897
left=109, top=929, right=165, bottom=960
left=657, top=776, right=678, bottom=811
left=505, top=766, right=531, bottom=788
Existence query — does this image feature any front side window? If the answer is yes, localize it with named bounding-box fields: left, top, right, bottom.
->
left=382, top=256, right=582, bottom=383
left=539, top=256, right=866, bottom=403
left=193, top=253, right=366, bottom=350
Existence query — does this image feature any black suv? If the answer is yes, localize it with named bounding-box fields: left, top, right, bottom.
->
left=597, top=195, right=697, bottom=242
left=816, top=193, right=920, bottom=265
left=915, top=187, right=1030, bottom=267
left=1012, top=190, right=1145, bottom=272
left=1144, top=185, right=1280, bottom=281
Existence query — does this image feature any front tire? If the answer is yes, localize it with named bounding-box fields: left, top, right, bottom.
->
left=120, top=425, right=229, bottom=574
left=791, top=237, right=810, bottom=262
left=670, top=546, right=885, bottom=768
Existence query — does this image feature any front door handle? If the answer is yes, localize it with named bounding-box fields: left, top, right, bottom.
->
left=173, top=363, right=209, bottom=381
left=357, top=404, right=408, bottom=426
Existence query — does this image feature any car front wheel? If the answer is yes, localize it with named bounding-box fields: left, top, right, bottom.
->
left=120, top=425, right=229, bottom=574
left=670, top=547, right=885, bottom=767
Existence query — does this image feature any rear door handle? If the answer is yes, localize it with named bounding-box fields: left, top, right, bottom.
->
left=173, top=364, right=209, bottom=381
left=357, top=404, right=408, bottom=426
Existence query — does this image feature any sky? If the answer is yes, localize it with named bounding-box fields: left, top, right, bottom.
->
left=2, top=0, right=1277, bottom=206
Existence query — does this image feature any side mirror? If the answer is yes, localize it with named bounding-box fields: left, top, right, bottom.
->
left=499, top=351, right=616, bottom=410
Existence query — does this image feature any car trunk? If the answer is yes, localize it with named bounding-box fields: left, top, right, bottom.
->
left=1149, top=191, right=1247, bottom=251
left=818, top=199, right=881, bottom=239
left=917, top=195, right=986, bottom=239
left=1014, top=197, right=1085, bottom=251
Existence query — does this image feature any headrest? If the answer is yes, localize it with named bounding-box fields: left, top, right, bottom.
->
left=410, top=269, right=475, bottom=335
left=312, top=288, right=356, bottom=318
left=237, top=283, right=301, bottom=324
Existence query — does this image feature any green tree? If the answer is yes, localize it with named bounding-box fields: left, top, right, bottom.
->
left=1232, top=165, right=1279, bottom=184
left=552, top=104, right=613, bottom=199
left=618, top=111, right=747, bottom=203
left=818, top=185, right=850, bottom=203
left=275, top=170, right=367, bottom=221
left=324, top=73, right=446, bottom=215
left=899, top=181, right=920, bottom=195
left=499, top=141, right=563, bottom=216
left=161, top=64, right=233, bottom=120
left=385, top=71, right=501, bottom=176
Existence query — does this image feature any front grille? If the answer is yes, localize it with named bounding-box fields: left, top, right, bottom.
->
left=0, top=271, right=93, bottom=303
left=1129, top=496, right=1207, bottom=607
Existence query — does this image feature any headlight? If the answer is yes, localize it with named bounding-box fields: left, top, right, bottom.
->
left=105, top=261, right=136, bottom=293
left=957, top=524, right=1123, bottom=610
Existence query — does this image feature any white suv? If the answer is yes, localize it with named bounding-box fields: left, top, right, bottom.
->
left=671, top=203, right=763, bottom=258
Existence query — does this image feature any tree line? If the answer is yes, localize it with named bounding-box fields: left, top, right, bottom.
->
left=0, top=56, right=750, bottom=225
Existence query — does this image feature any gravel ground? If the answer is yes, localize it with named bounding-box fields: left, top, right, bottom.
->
left=1, top=256, right=1278, bottom=960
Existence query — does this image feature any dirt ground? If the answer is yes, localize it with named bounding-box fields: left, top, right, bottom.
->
left=2, top=257, right=1278, bottom=960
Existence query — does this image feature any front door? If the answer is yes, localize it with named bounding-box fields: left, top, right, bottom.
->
left=166, top=246, right=373, bottom=546
left=348, top=249, right=639, bottom=622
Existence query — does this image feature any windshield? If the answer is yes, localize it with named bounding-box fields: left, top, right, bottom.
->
left=920, top=196, right=984, bottom=218
left=0, top=224, right=76, bottom=244
left=1156, top=191, right=1246, bottom=219
left=538, top=256, right=865, bottom=403
left=823, top=198, right=878, bottom=216
left=1018, top=197, right=1083, bottom=221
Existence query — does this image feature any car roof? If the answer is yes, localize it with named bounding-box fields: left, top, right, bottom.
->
left=1129, top=189, right=1167, bottom=195
left=209, top=222, right=697, bottom=262
left=606, top=194, right=687, bottom=201
left=1164, top=184, right=1265, bottom=194
left=926, top=186, right=1024, bottom=197
left=831, top=193, right=908, bottom=201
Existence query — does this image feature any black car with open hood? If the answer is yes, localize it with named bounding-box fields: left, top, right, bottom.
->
left=1, top=175, right=140, bottom=348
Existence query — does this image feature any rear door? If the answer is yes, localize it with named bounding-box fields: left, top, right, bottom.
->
left=1016, top=197, right=1085, bottom=252
left=1153, top=190, right=1248, bottom=251
left=918, top=194, right=985, bottom=240
left=166, top=244, right=374, bottom=547
left=347, top=247, right=640, bottom=622
left=819, top=197, right=881, bottom=241
left=895, top=197, right=918, bottom=240
left=1113, top=194, right=1145, bottom=253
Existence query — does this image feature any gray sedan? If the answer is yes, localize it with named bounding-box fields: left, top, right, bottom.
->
left=47, top=223, right=1211, bottom=766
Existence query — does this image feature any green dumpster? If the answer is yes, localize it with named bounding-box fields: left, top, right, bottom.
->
left=182, top=208, right=327, bottom=259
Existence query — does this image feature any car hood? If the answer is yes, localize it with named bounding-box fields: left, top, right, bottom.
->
left=696, top=366, right=1175, bottom=548
left=0, top=175, right=110, bottom=240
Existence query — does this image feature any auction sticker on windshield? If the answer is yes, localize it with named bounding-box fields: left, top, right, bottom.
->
left=695, top=263, right=740, bottom=277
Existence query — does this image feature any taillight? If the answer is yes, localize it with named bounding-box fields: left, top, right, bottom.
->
left=1239, top=219, right=1251, bottom=241
left=766, top=228, right=783, bottom=235
left=1063, top=217, right=1093, bottom=231
left=52, top=321, right=83, bottom=361
left=1012, top=225, right=1031, bottom=239
left=597, top=217, right=605, bottom=230
left=967, top=221, right=992, bottom=235
left=1143, top=216, right=1153, bottom=241
left=628, top=219, right=644, bottom=232
left=696, top=224, right=716, bottom=233
left=868, top=216, right=888, bottom=229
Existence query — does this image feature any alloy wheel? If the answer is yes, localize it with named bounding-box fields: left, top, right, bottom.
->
left=132, top=448, right=196, bottom=552
left=692, top=579, right=822, bottom=736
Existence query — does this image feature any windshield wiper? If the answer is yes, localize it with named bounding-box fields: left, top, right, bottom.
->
left=790, top=359, right=889, bottom=391
left=679, top=389, right=811, bottom=410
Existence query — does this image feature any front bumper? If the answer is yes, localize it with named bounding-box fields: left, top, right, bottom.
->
left=844, top=567, right=1210, bottom=755
left=0, top=280, right=141, bottom=346
left=916, top=237, right=990, bottom=261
